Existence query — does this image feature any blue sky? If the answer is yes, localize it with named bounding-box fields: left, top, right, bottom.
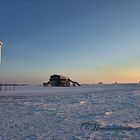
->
left=0, top=0, right=140, bottom=84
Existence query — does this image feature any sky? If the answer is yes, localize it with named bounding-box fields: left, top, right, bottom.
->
left=0, top=0, right=140, bottom=84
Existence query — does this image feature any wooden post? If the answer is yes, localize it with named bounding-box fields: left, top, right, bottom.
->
left=13, top=83, right=16, bottom=91
left=0, top=83, right=2, bottom=91
left=5, top=82, right=7, bottom=91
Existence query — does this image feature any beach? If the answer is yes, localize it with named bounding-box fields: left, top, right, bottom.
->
left=0, top=85, right=140, bottom=140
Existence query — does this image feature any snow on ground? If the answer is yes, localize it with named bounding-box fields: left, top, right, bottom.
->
left=0, top=84, right=140, bottom=140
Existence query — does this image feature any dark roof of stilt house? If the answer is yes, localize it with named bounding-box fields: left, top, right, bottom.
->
left=50, top=74, right=69, bottom=79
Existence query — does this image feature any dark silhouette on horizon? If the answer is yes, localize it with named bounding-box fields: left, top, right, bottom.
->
left=43, top=74, right=81, bottom=87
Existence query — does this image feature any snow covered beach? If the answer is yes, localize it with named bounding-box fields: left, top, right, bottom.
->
left=0, top=84, right=140, bottom=140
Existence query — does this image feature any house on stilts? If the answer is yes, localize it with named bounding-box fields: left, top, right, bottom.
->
left=43, top=74, right=81, bottom=87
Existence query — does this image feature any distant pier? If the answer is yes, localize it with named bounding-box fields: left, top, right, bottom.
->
left=0, top=83, right=28, bottom=91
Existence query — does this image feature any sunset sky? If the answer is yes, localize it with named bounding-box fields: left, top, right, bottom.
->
left=0, top=0, right=140, bottom=84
